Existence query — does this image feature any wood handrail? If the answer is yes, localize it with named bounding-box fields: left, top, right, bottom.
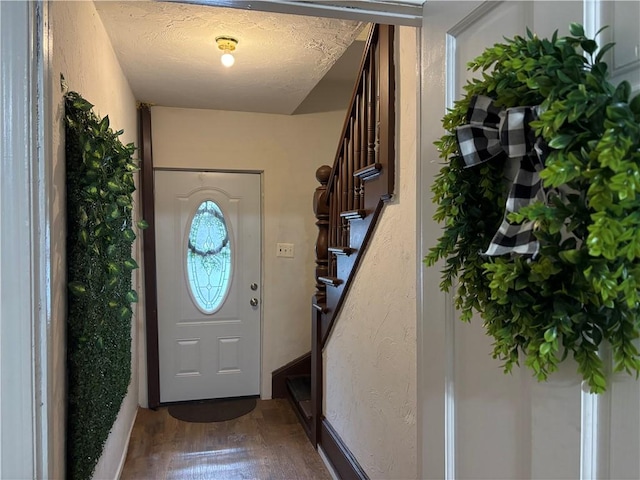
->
left=317, top=24, right=395, bottom=324
left=309, top=24, right=395, bottom=448
left=326, top=25, right=377, bottom=198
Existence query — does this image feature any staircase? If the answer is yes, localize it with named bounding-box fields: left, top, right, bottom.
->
left=272, top=24, right=395, bottom=447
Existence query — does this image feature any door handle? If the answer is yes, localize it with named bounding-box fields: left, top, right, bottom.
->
left=250, top=298, right=259, bottom=307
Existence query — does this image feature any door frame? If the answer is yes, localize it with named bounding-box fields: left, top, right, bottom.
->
left=1, top=1, right=52, bottom=478
left=139, top=109, right=264, bottom=407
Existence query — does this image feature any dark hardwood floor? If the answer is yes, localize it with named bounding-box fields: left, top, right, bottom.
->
left=120, top=399, right=332, bottom=480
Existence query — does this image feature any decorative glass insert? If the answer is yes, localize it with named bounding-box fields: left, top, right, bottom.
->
left=186, top=200, right=232, bottom=313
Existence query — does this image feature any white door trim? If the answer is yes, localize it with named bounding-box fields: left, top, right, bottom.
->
left=180, top=0, right=423, bottom=26
left=418, top=4, right=482, bottom=478
left=0, top=1, right=52, bottom=479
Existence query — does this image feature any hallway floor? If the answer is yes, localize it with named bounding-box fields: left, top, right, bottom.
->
left=120, top=399, right=332, bottom=480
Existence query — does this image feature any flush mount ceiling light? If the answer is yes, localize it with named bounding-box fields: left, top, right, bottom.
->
left=215, top=36, right=238, bottom=68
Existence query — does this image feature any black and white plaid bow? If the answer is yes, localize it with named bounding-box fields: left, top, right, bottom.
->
left=456, top=95, right=546, bottom=257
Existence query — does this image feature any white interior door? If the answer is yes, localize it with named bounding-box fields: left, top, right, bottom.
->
left=421, top=1, right=640, bottom=479
left=155, top=170, right=261, bottom=403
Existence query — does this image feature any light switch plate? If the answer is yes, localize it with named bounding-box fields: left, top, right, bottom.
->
left=276, top=243, right=294, bottom=258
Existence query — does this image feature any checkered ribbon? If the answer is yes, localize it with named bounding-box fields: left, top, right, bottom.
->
left=456, top=95, right=546, bottom=257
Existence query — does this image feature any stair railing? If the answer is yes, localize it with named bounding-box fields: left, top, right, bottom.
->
left=314, top=24, right=395, bottom=340
left=310, top=23, right=395, bottom=447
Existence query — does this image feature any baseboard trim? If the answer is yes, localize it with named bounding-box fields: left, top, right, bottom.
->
left=319, top=445, right=340, bottom=480
left=113, top=406, right=138, bottom=480
left=320, top=418, right=368, bottom=480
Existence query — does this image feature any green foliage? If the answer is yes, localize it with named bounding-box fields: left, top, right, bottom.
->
left=65, top=91, right=143, bottom=479
left=424, top=26, right=640, bottom=393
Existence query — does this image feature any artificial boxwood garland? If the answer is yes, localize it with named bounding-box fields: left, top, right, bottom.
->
left=65, top=91, right=146, bottom=479
left=424, top=24, right=640, bottom=393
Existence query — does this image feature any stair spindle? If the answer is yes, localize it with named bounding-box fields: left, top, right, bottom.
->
left=353, top=96, right=363, bottom=210
left=367, top=55, right=376, bottom=167
left=347, top=118, right=355, bottom=212
left=358, top=78, right=367, bottom=209
left=336, top=173, right=340, bottom=255
left=341, top=140, right=348, bottom=218
left=375, top=42, right=381, bottom=165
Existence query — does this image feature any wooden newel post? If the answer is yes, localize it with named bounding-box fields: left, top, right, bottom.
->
left=314, top=165, right=331, bottom=305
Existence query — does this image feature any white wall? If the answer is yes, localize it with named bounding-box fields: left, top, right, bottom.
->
left=323, top=26, right=418, bottom=479
left=50, top=1, right=140, bottom=478
left=151, top=105, right=346, bottom=398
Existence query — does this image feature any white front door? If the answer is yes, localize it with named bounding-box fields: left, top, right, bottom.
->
left=421, top=1, right=640, bottom=479
left=155, top=170, right=261, bottom=403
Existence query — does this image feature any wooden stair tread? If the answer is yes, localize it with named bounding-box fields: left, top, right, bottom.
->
left=299, top=400, right=312, bottom=420
left=340, top=209, right=367, bottom=221
left=313, top=302, right=330, bottom=314
left=286, top=375, right=311, bottom=402
left=353, top=162, right=382, bottom=181
left=286, top=375, right=313, bottom=424
left=318, top=276, right=343, bottom=287
left=328, top=246, right=355, bottom=256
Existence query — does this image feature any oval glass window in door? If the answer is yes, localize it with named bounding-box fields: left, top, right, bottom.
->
left=186, top=200, right=232, bottom=313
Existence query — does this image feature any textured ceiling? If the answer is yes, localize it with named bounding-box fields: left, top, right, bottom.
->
left=95, top=1, right=365, bottom=114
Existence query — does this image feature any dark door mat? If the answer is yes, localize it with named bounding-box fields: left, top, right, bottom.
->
left=168, top=397, right=257, bottom=423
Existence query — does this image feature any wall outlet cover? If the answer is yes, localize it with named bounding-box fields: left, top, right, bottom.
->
left=276, top=243, right=294, bottom=258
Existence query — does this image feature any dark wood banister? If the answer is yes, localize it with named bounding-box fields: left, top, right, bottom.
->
left=315, top=24, right=395, bottom=340
left=310, top=24, right=395, bottom=447
left=325, top=25, right=377, bottom=197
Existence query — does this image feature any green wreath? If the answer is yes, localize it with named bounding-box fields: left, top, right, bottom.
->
left=424, top=24, right=640, bottom=393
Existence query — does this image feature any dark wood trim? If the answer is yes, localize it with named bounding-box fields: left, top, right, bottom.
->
left=271, top=352, right=311, bottom=399
left=321, top=199, right=385, bottom=345
left=320, top=418, right=369, bottom=480
left=307, top=23, right=396, bottom=461
left=378, top=25, right=396, bottom=197
left=317, top=25, right=396, bottom=346
left=286, top=394, right=312, bottom=440
left=314, top=165, right=331, bottom=308
left=326, top=25, right=378, bottom=197
left=299, top=400, right=312, bottom=420
left=310, top=300, right=323, bottom=447
left=139, top=105, right=160, bottom=409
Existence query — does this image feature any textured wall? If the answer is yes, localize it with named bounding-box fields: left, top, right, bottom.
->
left=94, top=1, right=363, bottom=114
left=50, top=2, right=140, bottom=478
left=323, top=26, right=418, bottom=479
left=151, top=106, right=346, bottom=399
